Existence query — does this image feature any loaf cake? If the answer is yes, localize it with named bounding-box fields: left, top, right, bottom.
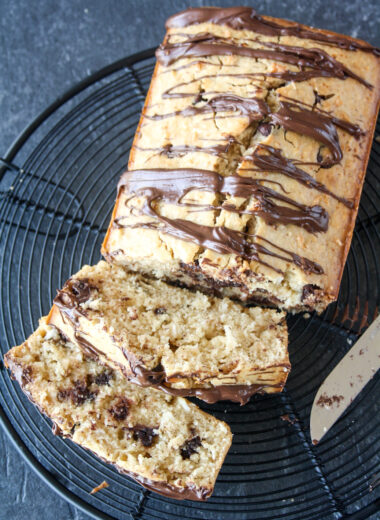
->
left=46, top=261, right=289, bottom=404
left=4, top=320, right=232, bottom=500
left=102, top=6, right=380, bottom=312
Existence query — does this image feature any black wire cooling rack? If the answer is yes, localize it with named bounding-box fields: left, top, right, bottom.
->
left=0, top=49, right=379, bottom=520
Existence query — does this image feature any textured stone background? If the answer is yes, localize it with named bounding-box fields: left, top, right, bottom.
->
left=0, top=0, right=379, bottom=518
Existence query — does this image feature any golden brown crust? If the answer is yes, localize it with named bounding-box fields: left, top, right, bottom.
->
left=332, top=91, right=380, bottom=300
left=260, top=13, right=376, bottom=50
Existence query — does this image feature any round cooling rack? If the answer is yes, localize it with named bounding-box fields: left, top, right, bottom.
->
left=0, top=49, right=379, bottom=520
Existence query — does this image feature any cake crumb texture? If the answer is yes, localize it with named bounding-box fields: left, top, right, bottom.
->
left=4, top=321, right=232, bottom=500
left=47, top=261, right=289, bottom=401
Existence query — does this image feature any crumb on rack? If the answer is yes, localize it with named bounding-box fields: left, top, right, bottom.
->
left=90, top=480, right=109, bottom=494
left=280, top=414, right=299, bottom=425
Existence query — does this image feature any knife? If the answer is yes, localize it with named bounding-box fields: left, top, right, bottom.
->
left=310, top=314, right=380, bottom=444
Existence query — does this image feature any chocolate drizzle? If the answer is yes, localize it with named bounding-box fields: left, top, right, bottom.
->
left=243, top=144, right=354, bottom=208
left=118, top=168, right=328, bottom=233
left=145, top=88, right=364, bottom=171
left=119, top=345, right=286, bottom=404
left=159, top=381, right=282, bottom=405
left=161, top=69, right=355, bottom=95
left=156, top=32, right=372, bottom=88
left=115, top=5, right=372, bottom=281
left=147, top=94, right=364, bottom=168
left=53, top=278, right=102, bottom=359
left=134, top=142, right=233, bottom=158
left=131, top=218, right=322, bottom=274
left=166, top=7, right=380, bottom=57
left=279, top=95, right=365, bottom=140
left=146, top=94, right=268, bottom=123
left=271, top=101, right=342, bottom=166
left=116, top=168, right=324, bottom=273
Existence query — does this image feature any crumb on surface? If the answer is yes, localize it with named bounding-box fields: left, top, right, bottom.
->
left=90, top=481, right=109, bottom=494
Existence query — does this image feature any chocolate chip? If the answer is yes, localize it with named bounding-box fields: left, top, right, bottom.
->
left=108, top=397, right=130, bottom=421
left=302, top=284, right=321, bottom=302
left=154, top=307, right=167, bottom=315
left=131, top=425, right=158, bottom=447
left=57, top=376, right=98, bottom=406
left=180, top=436, right=202, bottom=459
left=57, top=379, right=98, bottom=406
left=94, top=371, right=113, bottom=386
left=68, top=278, right=94, bottom=303
left=21, top=366, right=33, bottom=385
left=169, top=341, right=178, bottom=353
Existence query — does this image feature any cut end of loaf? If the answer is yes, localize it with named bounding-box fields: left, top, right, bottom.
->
left=47, top=261, right=290, bottom=403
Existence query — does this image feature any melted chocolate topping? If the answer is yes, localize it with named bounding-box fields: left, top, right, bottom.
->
left=134, top=141, right=233, bottom=158
left=279, top=94, right=365, bottom=139
left=54, top=279, right=103, bottom=360
left=127, top=218, right=323, bottom=274
left=116, top=168, right=324, bottom=273
left=159, top=381, right=283, bottom=405
left=146, top=94, right=268, bottom=122
left=166, top=7, right=379, bottom=56
left=118, top=168, right=328, bottom=233
left=243, top=144, right=354, bottom=208
left=119, top=345, right=287, bottom=404
left=161, top=68, right=352, bottom=92
left=121, top=345, right=288, bottom=404
left=145, top=88, right=364, bottom=171
left=271, top=101, right=342, bottom=166
left=156, top=33, right=372, bottom=88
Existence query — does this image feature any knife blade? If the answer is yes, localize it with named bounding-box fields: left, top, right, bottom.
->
left=310, top=314, right=380, bottom=444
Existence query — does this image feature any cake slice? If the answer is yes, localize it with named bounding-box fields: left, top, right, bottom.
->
left=4, top=320, right=232, bottom=501
left=102, top=6, right=380, bottom=313
left=46, top=261, right=289, bottom=405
